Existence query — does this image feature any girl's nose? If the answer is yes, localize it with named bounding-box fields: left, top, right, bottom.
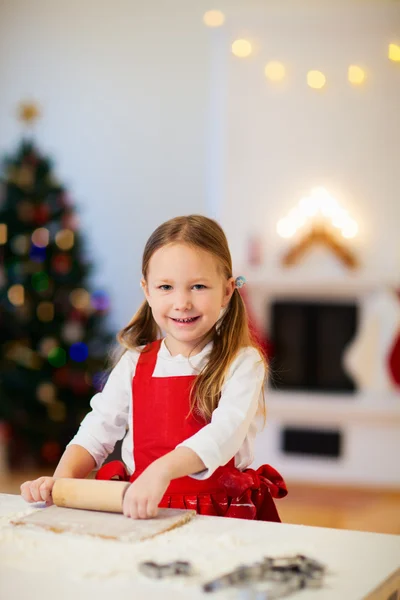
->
left=173, top=292, right=192, bottom=310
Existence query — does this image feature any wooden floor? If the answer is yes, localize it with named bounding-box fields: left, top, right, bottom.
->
left=1, top=470, right=399, bottom=535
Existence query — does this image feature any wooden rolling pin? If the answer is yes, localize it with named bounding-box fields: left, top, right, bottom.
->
left=52, top=478, right=130, bottom=513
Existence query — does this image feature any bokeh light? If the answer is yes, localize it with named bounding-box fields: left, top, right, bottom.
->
left=203, top=10, right=225, bottom=28
left=232, top=39, right=252, bottom=58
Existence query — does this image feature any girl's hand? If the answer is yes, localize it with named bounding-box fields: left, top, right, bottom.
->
left=20, top=476, right=56, bottom=505
left=122, top=464, right=171, bottom=519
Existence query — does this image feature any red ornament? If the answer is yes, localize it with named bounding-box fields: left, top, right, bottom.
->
left=34, top=204, right=50, bottom=225
left=52, top=366, right=70, bottom=387
left=69, top=308, right=88, bottom=322
left=52, top=254, right=72, bottom=275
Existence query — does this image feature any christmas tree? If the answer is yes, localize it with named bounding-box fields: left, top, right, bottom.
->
left=0, top=104, right=112, bottom=468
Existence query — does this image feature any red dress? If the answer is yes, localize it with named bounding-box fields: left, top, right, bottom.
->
left=96, top=340, right=287, bottom=521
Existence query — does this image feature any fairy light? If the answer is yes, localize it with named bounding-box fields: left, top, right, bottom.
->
left=276, top=187, right=358, bottom=240
left=8, top=284, right=24, bottom=306
left=388, top=43, right=400, bottom=62
left=265, top=61, right=286, bottom=82
left=70, top=288, right=90, bottom=310
left=307, top=70, right=326, bottom=89
left=348, top=65, right=366, bottom=85
left=0, top=224, right=7, bottom=244
left=203, top=10, right=225, bottom=28
left=55, top=229, right=74, bottom=251
left=37, top=301, right=54, bottom=322
left=31, top=228, right=49, bottom=248
left=232, top=39, right=252, bottom=58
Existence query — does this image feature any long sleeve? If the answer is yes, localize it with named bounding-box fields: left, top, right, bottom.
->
left=67, top=350, right=138, bottom=469
left=176, top=347, right=265, bottom=479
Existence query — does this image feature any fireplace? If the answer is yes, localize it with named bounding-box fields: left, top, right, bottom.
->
left=269, top=300, right=357, bottom=393
left=247, top=280, right=400, bottom=487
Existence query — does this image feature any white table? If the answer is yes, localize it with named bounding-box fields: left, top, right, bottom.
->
left=0, top=493, right=399, bottom=600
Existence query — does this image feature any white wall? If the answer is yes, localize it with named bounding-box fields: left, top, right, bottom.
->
left=214, top=1, right=400, bottom=283
left=0, top=0, right=215, bottom=330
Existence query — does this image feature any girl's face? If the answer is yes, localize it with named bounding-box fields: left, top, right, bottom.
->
left=142, top=243, right=235, bottom=357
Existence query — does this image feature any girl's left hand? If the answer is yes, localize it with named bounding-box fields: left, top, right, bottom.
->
left=122, top=463, right=171, bottom=519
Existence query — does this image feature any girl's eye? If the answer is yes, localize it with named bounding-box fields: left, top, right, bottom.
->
left=159, top=285, right=172, bottom=291
left=192, top=284, right=207, bottom=290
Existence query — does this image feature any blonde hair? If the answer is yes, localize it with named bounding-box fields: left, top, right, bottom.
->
left=117, top=215, right=267, bottom=420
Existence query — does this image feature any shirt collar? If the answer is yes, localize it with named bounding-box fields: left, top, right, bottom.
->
left=159, top=338, right=213, bottom=362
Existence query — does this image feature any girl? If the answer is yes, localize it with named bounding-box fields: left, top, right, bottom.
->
left=21, top=215, right=287, bottom=520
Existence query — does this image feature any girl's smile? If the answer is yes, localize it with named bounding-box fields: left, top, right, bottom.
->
left=170, top=316, right=201, bottom=326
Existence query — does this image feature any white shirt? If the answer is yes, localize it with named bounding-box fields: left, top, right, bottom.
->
left=68, top=340, right=265, bottom=480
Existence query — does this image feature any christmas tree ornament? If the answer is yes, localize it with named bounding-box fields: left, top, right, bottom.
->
left=36, top=382, right=56, bottom=405
left=36, top=301, right=54, bottom=322
left=47, top=347, right=67, bottom=367
left=62, top=321, right=84, bottom=344
left=69, top=288, right=90, bottom=309
left=55, top=229, right=74, bottom=250
left=31, top=271, right=50, bottom=293
left=69, top=342, right=89, bottom=363
left=11, top=234, right=30, bottom=255
left=91, top=290, right=110, bottom=312
left=34, top=204, right=50, bottom=225
left=38, top=337, right=58, bottom=358
left=7, top=284, right=24, bottom=306
left=31, top=227, right=49, bottom=247
left=29, top=244, right=46, bottom=263
left=52, top=253, right=72, bottom=275
left=16, top=200, right=35, bottom=223
left=0, top=223, right=7, bottom=244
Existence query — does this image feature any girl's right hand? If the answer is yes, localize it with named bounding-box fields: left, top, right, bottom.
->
left=20, top=477, right=56, bottom=505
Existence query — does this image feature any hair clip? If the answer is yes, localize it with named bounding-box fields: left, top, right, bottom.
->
left=235, top=276, right=246, bottom=289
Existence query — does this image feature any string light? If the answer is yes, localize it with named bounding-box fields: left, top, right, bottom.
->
left=265, top=61, right=286, bottom=82
left=0, top=224, right=7, bottom=244
left=37, top=301, right=54, bottom=322
left=388, top=43, right=400, bottom=62
left=36, top=382, right=56, bottom=405
left=31, top=228, right=49, bottom=248
left=203, top=10, right=225, bottom=28
left=70, top=288, right=90, bottom=310
left=307, top=70, right=326, bottom=89
left=31, top=271, right=50, bottom=292
left=55, top=229, right=74, bottom=251
left=232, top=39, right=252, bottom=58
left=11, top=234, right=30, bottom=255
left=47, top=347, right=67, bottom=368
left=348, top=65, right=365, bottom=85
left=8, top=284, right=24, bottom=306
left=69, top=342, right=89, bottom=363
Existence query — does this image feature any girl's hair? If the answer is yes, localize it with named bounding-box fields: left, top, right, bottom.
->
left=117, top=215, right=267, bottom=420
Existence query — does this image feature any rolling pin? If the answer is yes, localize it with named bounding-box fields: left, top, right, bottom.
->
left=52, top=478, right=130, bottom=513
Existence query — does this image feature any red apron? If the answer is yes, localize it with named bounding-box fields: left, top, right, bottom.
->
left=96, top=340, right=287, bottom=521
